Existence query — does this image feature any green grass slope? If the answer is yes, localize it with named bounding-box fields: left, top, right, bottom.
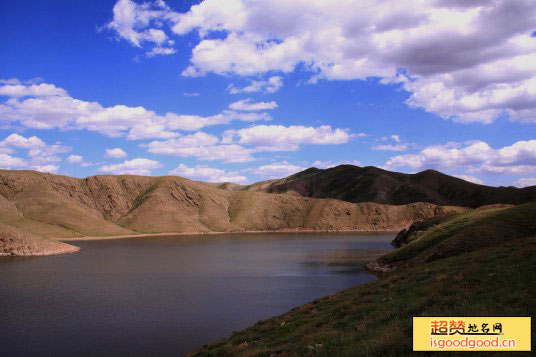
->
left=192, top=203, right=536, bottom=356
left=378, top=202, right=536, bottom=268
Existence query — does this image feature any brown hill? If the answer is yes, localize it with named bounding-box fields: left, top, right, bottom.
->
left=0, top=223, right=79, bottom=256
left=0, top=170, right=468, bottom=240
left=244, top=165, right=536, bottom=207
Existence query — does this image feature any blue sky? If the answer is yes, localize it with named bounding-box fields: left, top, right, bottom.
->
left=1, top=0, right=535, bottom=187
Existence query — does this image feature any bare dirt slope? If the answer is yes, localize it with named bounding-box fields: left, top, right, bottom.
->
left=243, top=165, right=536, bottom=207
left=0, top=170, right=469, bottom=239
left=0, top=223, right=79, bottom=256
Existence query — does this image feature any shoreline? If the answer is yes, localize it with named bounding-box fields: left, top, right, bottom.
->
left=56, top=228, right=401, bottom=241
left=0, top=246, right=80, bottom=257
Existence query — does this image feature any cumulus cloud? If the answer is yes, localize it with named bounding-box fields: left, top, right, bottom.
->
left=0, top=80, right=272, bottom=139
left=0, top=133, right=68, bottom=173
left=514, top=177, right=536, bottom=187
left=0, top=153, right=27, bottom=169
left=147, top=124, right=354, bottom=162
left=145, top=46, right=176, bottom=57
left=0, top=81, right=67, bottom=97
left=385, top=140, right=536, bottom=176
left=27, top=165, right=59, bottom=173
left=0, top=133, right=46, bottom=149
left=105, top=0, right=177, bottom=57
left=374, top=134, right=411, bottom=151
left=111, top=0, right=536, bottom=124
left=223, top=125, right=353, bottom=151
left=98, top=158, right=163, bottom=175
left=311, top=160, right=361, bottom=169
left=249, top=161, right=306, bottom=180
left=146, top=131, right=254, bottom=163
left=227, top=76, right=283, bottom=94
left=0, top=133, right=69, bottom=165
left=372, top=144, right=408, bottom=151
left=228, top=98, right=278, bottom=111
left=105, top=148, right=128, bottom=158
left=453, top=174, right=484, bottom=185
left=169, top=164, right=248, bottom=183
left=66, top=155, right=83, bottom=164
left=66, top=154, right=95, bottom=167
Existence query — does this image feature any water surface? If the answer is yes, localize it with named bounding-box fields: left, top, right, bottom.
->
left=0, top=232, right=393, bottom=356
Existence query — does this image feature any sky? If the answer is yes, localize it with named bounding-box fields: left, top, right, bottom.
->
left=0, top=0, right=535, bottom=187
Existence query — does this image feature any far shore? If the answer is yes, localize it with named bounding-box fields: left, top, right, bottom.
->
left=56, top=228, right=401, bottom=242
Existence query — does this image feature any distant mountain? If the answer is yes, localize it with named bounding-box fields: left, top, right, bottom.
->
left=0, top=170, right=466, bottom=243
left=242, top=165, right=536, bottom=208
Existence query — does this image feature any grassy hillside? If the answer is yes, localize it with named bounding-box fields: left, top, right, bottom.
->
left=192, top=203, right=536, bottom=356
left=247, top=165, right=536, bottom=207
left=0, top=170, right=464, bottom=239
left=378, top=203, right=536, bottom=268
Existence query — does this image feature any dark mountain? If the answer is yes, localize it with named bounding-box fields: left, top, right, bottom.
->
left=245, top=165, right=536, bottom=208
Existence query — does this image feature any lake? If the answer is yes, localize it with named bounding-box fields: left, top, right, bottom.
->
left=0, top=232, right=394, bottom=356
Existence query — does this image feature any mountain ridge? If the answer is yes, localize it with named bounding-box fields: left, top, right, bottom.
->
left=241, top=165, right=536, bottom=207
left=0, top=168, right=472, bottom=241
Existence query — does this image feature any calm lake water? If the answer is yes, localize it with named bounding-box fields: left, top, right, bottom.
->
left=0, top=232, right=393, bottom=356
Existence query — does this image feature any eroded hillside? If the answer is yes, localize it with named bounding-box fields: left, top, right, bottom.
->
left=0, top=170, right=468, bottom=239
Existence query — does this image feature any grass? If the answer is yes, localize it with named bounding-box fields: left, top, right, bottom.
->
left=191, top=203, right=536, bottom=356
left=379, top=202, right=536, bottom=266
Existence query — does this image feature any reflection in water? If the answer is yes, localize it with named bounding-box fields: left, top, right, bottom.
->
left=0, top=232, right=393, bottom=356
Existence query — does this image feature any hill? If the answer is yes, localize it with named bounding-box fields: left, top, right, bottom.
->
left=192, top=203, right=536, bottom=355
left=0, top=223, right=78, bottom=256
left=244, top=165, right=536, bottom=207
left=0, top=170, right=466, bottom=244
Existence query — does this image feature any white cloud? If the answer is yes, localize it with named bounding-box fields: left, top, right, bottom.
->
left=227, top=76, right=283, bottom=94
left=27, top=143, right=70, bottom=164
left=476, top=164, right=536, bottom=175
left=514, top=177, right=536, bottom=187
left=183, top=92, right=200, bottom=97
left=66, top=154, right=94, bottom=167
left=249, top=161, right=306, bottom=180
left=311, top=160, right=361, bottom=169
left=0, top=133, right=69, bottom=168
left=385, top=140, right=536, bottom=176
left=228, top=98, right=278, bottom=111
left=453, top=174, right=484, bottom=185
left=146, top=124, right=354, bottom=162
left=98, top=158, right=163, bottom=175
left=372, top=144, right=408, bottom=151
left=30, top=165, right=59, bottom=173
left=1, top=133, right=46, bottom=149
left=0, top=152, right=60, bottom=174
left=66, top=155, right=83, bottom=164
left=148, top=142, right=254, bottom=163
left=223, top=124, right=353, bottom=151
left=117, top=0, right=536, bottom=124
left=169, top=164, right=248, bottom=183
left=164, top=110, right=271, bottom=132
left=146, top=131, right=254, bottom=163
left=0, top=80, right=271, bottom=139
left=0, top=153, right=27, bottom=169
left=377, top=134, right=407, bottom=149
left=105, top=0, right=175, bottom=48
left=105, top=148, right=128, bottom=158
left=145, top=46, right=176, bottom=57
left=0, top=82, right=67, bottom=97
